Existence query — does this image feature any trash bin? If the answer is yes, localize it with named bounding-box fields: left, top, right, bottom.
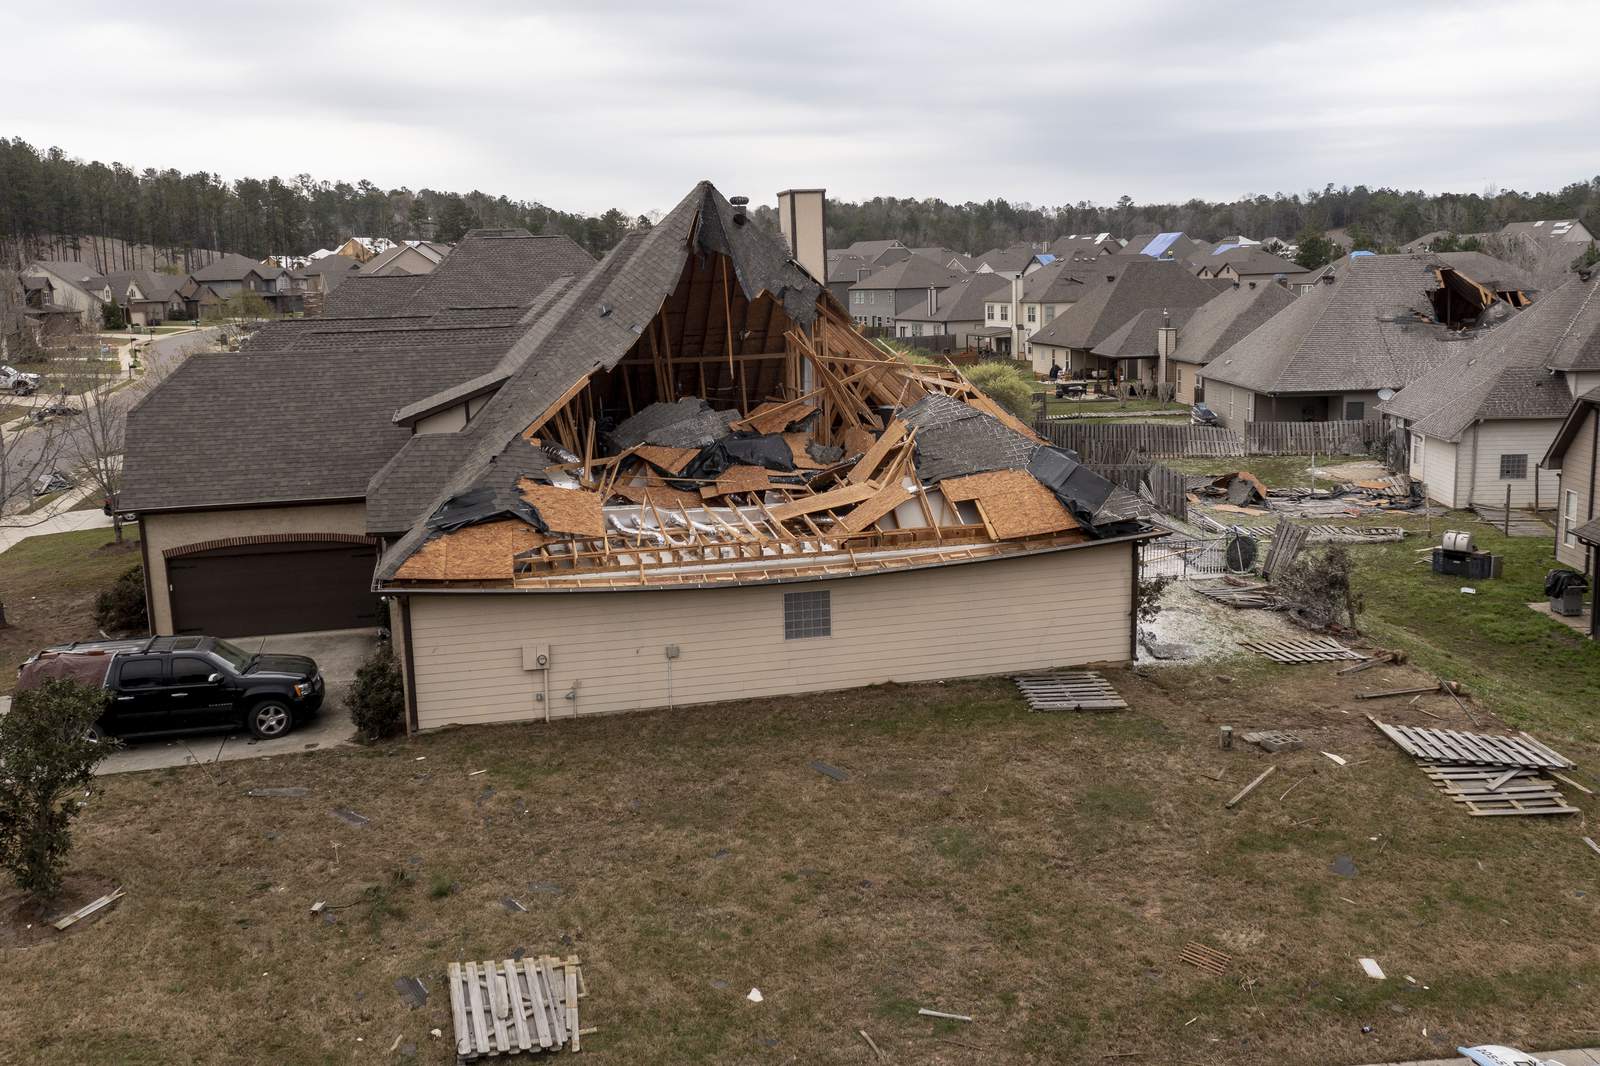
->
left=1545, top=569, right=1589, bottom=617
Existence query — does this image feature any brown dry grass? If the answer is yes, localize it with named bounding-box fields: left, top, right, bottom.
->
left=3, top=656, right=1599, bottom=1064
left=0, top=528, right=141, bottom=694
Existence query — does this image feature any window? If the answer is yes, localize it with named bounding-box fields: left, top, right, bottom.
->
left=1000, top=305, right=1009, bottom=322
left=851, top=291, right=864, bottom=306
left=1044, top=306, right=1055, bottom=323
left=1412, top=434, right=1424, bottom=468
left=986, top=305, right=994, bottom=321
left=1564, top=489, right=1579, bottom=549
left=1499, top=454, right=1528, bottom=480
left=1026, top=306, right=1037, bottom=323
left=1344, top=400, right=1365, bottom=420
left=784, top=590, right=831, bottom=639
left=172, top=657, right=216, bottom=683
left=119, top=658, right=165, bottom=688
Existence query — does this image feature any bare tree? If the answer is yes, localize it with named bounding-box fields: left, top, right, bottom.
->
left=71, top=339, right=183, bottom=544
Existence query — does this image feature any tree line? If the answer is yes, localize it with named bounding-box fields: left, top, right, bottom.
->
left=753, top=180, right=1600, bottom=258
left=0, top=138, right=638, bottom=270
left=4, top=136, right=1598, bottom=271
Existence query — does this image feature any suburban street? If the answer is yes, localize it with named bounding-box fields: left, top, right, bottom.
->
left=0, top=327, right=218, bottom=506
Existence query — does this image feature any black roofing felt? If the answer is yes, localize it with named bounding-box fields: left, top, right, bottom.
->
left=607, top=398, right=738, bottom=451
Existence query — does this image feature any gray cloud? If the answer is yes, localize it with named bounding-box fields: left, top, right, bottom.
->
left=4, top=0, right=1597, bottom=216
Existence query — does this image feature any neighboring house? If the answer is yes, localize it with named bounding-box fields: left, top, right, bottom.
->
left=1168, top=278, right=1299, bottom=404
left=972, top=244, right=1036, bottom=275
left=846, top=253, right=966, bottom=331
left=1496, top=219, right=1595, bottom=248
left=294, top=254, right=363, bottom=297
left=1432, top=252, right=1538, bottom=306
left=329, top=236, right=400, bottom=263
left=1543, top=386, right=1600, bottom=586
left=1203, top=254, right=1511, bottom=431
left=123, top=182, right=1156, bottom=732
left=1194, top=246, right=1308, bottom=286
left=119, top=227, right=601, bottom=638
left=1027, top=260, right=1230, bottom=380
left=888, top=272, right=1011, bottom=346
left=1005, top=260, right=1108, bottom=369
left=360, top=241, right=452, bottom=276
left=100, top=270, right=186, bottom=326
left=1089, top=307, right=1197, bottom=387
left=11, top=276, right=78, bottom=346
left=1048, top=234, right=1118, bottom=261
left=826, top=252, right=874, bottom=307
left=1384, top=265, right=1600, bottom=510
left=189, top=253, right=301, bottom=315
left=176, top=277, right=224, bottom=321
left=835, top=240, right=910, bottom=270
left=911, top=247, right=973, bottom=272
left=1121, top=232, right=1212, bottom=262
left=20, top=260, right=108, bottom=326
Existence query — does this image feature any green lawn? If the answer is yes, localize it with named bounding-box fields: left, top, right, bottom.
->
left=1165, top=453, right=1324, bottom=489
left=0, top=527, right=139, bottom=691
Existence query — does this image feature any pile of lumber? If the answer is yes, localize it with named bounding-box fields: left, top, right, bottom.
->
left=449, top=955, right=587, bottom=1059
left=1369, top=717, right=1587, bottom=817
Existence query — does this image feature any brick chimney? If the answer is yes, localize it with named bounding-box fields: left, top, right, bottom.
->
left=776, top=188, right=827, bottom=284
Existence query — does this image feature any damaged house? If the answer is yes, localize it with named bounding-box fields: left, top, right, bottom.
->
left=1381, top=265, right=1597, bottom=510
left=1201, top=254, right=1519, bottom=431
left=123, top=182, right=1156, bottom=732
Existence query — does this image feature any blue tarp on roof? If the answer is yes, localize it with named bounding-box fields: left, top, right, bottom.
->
left=1033, top=254, right=1057, bottom=265
left=1141, top=232, right=1184, bottom=258
left=1211, top=243, right=1240, bottom=255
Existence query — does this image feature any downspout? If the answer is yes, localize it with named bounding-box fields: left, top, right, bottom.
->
left=1589, top=409, right=1598, bottom=524
left=1466, top=421, right=1480, bottom=509
left=398, top=594, right=420, bottom=735
left=137, top=515, right=155, bottom=633
left=1128, top=540, right=1139, bottom=662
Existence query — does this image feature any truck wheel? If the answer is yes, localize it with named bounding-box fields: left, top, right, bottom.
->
left=247, top=700, right=293, bottom=740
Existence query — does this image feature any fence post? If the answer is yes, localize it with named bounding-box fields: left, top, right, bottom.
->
left=1504, top=483, right=1511, bottom=537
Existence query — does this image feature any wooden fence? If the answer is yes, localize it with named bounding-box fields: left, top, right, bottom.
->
left=1036, top=420, right=1245, bottom=462
left=1245, top=418, right=1381, bottom=456
left=1086, top=461, right=1188, bottom=522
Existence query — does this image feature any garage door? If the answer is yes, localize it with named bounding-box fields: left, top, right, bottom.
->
left=168, top=541, right=381, bottom=636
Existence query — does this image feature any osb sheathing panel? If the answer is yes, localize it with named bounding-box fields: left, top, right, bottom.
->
left=701, top=465, right=772, bottom=498
left=744, top=400, right=811, bottom=435
left=839, top=426, right=877, bottom=459
left=837, top=479, right=915, bottom=534
left=633, top=445, right=700, bottom=474
left=394, top=519, right=548, bottom=581
left=937, top=469, right=1080, bottom=540
left=609, top=480, right=705, bottom=511
left=847, top=420, right=908, bottom=484
left=784, top=433, right=824, bottom=469
left=517, top=479, right=607, bottom=537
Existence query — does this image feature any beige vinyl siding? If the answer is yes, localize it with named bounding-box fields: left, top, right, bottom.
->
left=1467, top=420, right=1561, bottom=509
left=1413, top=433, right=1462, bottom=509
left=141, top=502, right=368, bottom=633
left=408, top=544, right=1135, bottom=730
left=1202, top=380, right=1249, bottom=431
left=1557, top=408, right=1598, bottom=570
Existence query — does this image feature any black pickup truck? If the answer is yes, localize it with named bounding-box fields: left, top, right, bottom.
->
left=18, top=635, right=324, bottom=741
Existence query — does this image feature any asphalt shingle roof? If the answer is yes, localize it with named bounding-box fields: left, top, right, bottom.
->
left=1168, top=280, right=1299, bottom=367
left=1028, top=259, right=1229, bottom=351
left=1382, top=270, right=1600, bottom=440
left=191, top=253, right=281, bottom=282
left=847, top=253, right=966, bottom=292
left=1091, top=307, right=1196, bottom=360
left=892, top=273, right=1010, bottom=323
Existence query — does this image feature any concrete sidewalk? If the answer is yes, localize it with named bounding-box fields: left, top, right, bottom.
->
left=1366, top=1049, right=1600, bottom=1066
left=0, top=483, right=114, bottom=554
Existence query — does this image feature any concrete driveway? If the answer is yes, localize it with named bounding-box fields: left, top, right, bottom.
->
left=93, top=628, right=380, bottom=776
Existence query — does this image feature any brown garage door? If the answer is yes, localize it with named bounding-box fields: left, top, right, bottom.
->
left=168, top=541, right=381, bottom=636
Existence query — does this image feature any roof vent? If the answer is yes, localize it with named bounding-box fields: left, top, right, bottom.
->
left=730, top=195, right=749, bottom=227
left=1106, top=274, right=1116, bottom=283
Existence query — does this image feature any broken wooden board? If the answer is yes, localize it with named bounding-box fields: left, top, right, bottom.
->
left=1012, top=670, right=1127, bottom=711
left=1373, top=722, right=1575, bottom=769
left=1239, top=638, right=1363, bottom=664
left=1194, top=583, right=1281, bottom=609
left=937, top=468, right=1079, bottom=539
left=1241, top=730, right=1304, bottom=752
left=518, top=480, right=606, bottom=538
left=50, top=887, right=124, bottom=930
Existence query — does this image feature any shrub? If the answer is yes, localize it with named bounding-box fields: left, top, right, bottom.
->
left=94, top=565, right=147, bottom=635
left=964, top=360, right=1037, bottom=421
left=0, top=680, right=116, bottom=900
left=348, top=643, right=406, bottom=742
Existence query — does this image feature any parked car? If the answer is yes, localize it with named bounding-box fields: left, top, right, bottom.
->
left=0, top=364, right=41, bottom=395
left=17, top=635, right=324, bottom=741
left=1191, top=402, right=1220, bottom=426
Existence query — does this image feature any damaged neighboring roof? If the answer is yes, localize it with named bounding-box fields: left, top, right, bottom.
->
left=373, top=181, right=1157, bottom=591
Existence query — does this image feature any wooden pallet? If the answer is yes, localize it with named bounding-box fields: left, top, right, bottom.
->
left=1177, top=941, right=1231, bottom=975
left=449, top=955, right=585, bottom=1060
left=1419, top=761, right=1578, bottom=817
left=1373, top=722, right=1574, bottom=769
left=1195, top=582, right=1281, bottom=609
left=1239, top=638, right=1363, bottom=663
left=1012, top=670, right=1127, bottom=711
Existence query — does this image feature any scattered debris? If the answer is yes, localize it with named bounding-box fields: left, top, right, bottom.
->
left=1321, top=752, right=1347, bottom=766
left=1356, top=684, right=1445, bottom=701
left=917, top=1007, right=973, bottom=1022
left=50, top=886, right=124, bottom=930
left=859, top=1029, right=886, bottom=1061
left=1194, top=581, right=1282, bottom=610
left=468, top=769, right=488, bottom=777
left=1241, top=637, right=1364, bottom=664
left=1242, top=730, right=1304, bottom=753
left=528, top=881, right=563, bottom=896
left=1225, top=766, right=1277, bottom=809
left=1012, top=670, right=1127, bottom=711
left=747, top=988, right=764, bottom=1003
left=1420, top=763, right=1580, bottom=817
left=1259, top=517, right=1310, bottom=581
left=1177, top=941, right=1231, bottom=975
left=310, top=900, right=326, bottom=915
left=809, top=760, right=849, bottom=782
left=246, top=786, right=309, bottom=798
left=1583, top=837, right=1600, bottom=860
left=1370, top=719, right=1574, bottom=769
left=1220, top=725, right=1234, bottom=750
left=1330, top=855, right=1358, bottom=878
left=395, top=976, right=429, bottom=1009
left=1551, top=772, right=1594, bottom=796
left=448, top=955, right=585, bottom=1059
left=1358, top=958, right=1386, bottom=980
left=330, top=808, right=370, bottom=828
left=502, top=897, right=528, bottom=913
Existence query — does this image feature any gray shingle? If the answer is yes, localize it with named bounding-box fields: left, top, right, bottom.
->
left=1029, top=259, right=1229, bottom=351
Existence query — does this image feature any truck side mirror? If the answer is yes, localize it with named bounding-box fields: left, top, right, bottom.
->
left=208, top=673, right=223, bottom=683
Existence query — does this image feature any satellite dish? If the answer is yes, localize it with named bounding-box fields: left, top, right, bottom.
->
left=1377, top=388, right=1396, bottom=401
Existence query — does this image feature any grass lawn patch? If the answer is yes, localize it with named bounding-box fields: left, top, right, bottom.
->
left=0, top=527, right=141, bottom=692
left=1043, top=396, right=1189, bottom=418
left=5, top=657, right=1599, bottom=1064
left=1166, top=453, right=1328, bottom=490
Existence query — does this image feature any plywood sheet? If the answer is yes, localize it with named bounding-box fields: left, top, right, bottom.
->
left=742, top=400, right=810, bottom=435
left=784, top=433, right=824, bottom=469
left=847, top=420, right=907, bottom=484
left=632, top=445, right=700, bottom=474
left=608, top=480, right=704, bottom=512
left=517, top=479, right=606, bottom=538
left=395, top=519, right=548, bottom=581
left=700, top=465, right=772, bottom=498
left=837, top=479, right=915, bottom=534
left=937, top=469, right=1079, bottom=540
left=767, top=480, right=881, bottom=521
left=839, top=426, right=877, bottom=460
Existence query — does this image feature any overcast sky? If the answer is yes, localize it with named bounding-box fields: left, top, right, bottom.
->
left=5, top=0, right=1598, bottom=217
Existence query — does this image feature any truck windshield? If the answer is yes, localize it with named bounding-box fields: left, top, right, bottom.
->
left=209, top=639, right=254, bottom=671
